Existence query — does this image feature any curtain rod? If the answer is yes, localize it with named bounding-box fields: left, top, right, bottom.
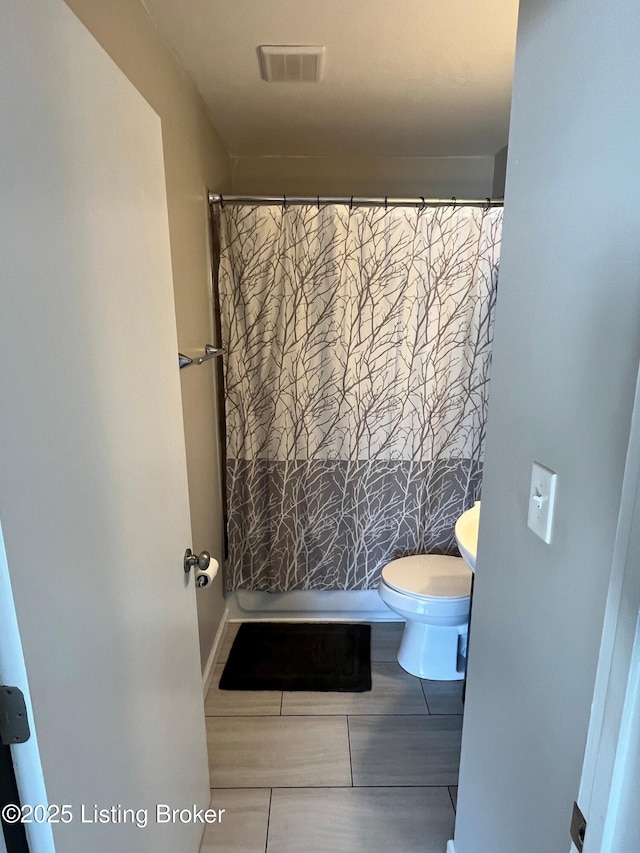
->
left=207, top=192, right=503, bottom=209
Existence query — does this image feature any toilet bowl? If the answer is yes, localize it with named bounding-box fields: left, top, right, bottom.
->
left=378, top=555, right=472, bottom=680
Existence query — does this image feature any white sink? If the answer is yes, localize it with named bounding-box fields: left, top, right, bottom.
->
left=455, top=501, right=480, bottom=572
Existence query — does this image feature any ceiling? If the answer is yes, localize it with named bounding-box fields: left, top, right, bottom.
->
left=143, top=0, right=519, bottom=158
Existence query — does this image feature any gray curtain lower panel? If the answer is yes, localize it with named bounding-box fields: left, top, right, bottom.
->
left=225, top=457, right=482, bottom=592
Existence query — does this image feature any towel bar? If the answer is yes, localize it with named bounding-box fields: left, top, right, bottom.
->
left=178, top=344, right=223, bottom=369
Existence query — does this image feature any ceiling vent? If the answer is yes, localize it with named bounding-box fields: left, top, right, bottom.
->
left=258, top=45, right=325, bottom=83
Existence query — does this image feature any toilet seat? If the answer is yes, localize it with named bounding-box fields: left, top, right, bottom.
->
left=381, top=555, right=471, bottom=600
left=378, top=554, right=472, bottom=680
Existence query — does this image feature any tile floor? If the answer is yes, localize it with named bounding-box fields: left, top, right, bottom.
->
left=200, top=622, right=463, bottom=853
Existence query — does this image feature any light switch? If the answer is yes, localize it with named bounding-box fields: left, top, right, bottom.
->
left=527, top=461, right=557, bottom=543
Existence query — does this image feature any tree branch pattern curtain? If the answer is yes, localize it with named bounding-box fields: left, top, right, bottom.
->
left=217, top=204, right=502, bottom=592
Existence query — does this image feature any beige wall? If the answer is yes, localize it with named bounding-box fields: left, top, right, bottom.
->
left=65, top=0, right=232, bottom=671
left=231, top=155, right=495, bottom=198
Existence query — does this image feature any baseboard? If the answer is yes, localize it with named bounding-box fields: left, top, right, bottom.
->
left=202, top=606, right=230, bottom=697
left=446, top=841, right=456, bottom=853
left=225, top=589, right=403, bottom=622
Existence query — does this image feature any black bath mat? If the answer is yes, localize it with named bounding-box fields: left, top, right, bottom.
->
left=219, top=622, right=371, bottom=692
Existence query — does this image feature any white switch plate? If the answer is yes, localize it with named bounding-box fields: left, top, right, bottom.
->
left=527, top=461, right=557, bottom=543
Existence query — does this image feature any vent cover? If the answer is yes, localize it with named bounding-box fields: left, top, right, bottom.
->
left=259, top=45, right=325, bottom=83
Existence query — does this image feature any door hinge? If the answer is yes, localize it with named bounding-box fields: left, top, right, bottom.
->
left=570, top=801, right=587, bottom=852
left=0, top=686, right=31, bottom=745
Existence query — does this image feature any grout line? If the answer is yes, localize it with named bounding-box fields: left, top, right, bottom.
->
left=264, top=788, right=273, bottom=853
left=204, top=712, right=282, bottom=718
left=346, top=716, right=353, bottom=787
left=204, top=713, right=458, bottom=718
left=205, top=712, right=436, bottom=718
left=209, top=782, right=459, bottom=789
left=420, top=680, right=432, bottom=714
left=353, top=782, right=458, bottom=796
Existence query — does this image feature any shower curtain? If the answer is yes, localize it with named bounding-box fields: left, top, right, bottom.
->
left=217, top=204, right=502, bottom=592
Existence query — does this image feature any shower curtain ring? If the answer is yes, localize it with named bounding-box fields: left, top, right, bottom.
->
left=219, top=194, right=224, bottom=209
left=420, top=196, right=425, bottom=211
left=485, top=197, right=491, bottom=211
left=317, top=196, right=320, bottom=210
left=384, top=196, right=388, bottom=211
left=451, top=196, right=457, bottom=207
left=283, top=194, right=287, bottom=210
left=350, top=196, right=354, bottom=210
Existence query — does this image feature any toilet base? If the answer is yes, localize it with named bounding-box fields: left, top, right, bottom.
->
left=397, top=619, right=467, bottom=680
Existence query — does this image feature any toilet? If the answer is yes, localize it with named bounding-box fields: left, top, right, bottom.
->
left=378, top=555, right=472, bottom=680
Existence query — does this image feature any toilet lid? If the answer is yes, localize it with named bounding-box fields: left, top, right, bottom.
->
left=381, top=555, right=471, bottom=599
